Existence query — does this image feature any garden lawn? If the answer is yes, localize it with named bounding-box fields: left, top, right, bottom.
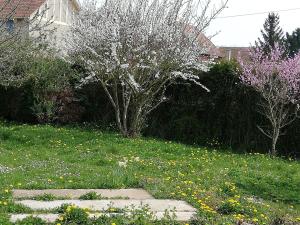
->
left=0, top=122, right=299, bottom=224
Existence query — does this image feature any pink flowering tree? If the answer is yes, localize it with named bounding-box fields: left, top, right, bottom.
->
left=238, top=45, right=300, bottom=155
left=69, top=0, right=228, bottom=137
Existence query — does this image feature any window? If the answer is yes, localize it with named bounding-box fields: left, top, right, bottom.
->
left=6, top=20, right=14, bottom=32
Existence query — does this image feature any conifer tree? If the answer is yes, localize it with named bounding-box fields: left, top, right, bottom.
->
left=286, top=28, right=300, bottom=57
left=256, top=13, right=284, bottom=54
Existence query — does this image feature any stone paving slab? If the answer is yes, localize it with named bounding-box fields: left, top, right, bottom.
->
left=10, top=214, right=58, bottom=223
left=13, top=189, right=154, bottom=200
left=16, top=199, right=197, bottom=212
left=10, top=212, right=196, bottom=223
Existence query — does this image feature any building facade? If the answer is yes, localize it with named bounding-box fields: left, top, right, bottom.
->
left=0, top=0, right=79, bottom=50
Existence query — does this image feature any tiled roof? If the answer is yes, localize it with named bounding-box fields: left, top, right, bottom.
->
left=0, top=0, right=46, bottom=18
left=184, top=25, right=220, bottom=57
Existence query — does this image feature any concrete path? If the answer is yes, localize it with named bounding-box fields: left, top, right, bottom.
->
left=10, top=189, right=197, bottom=223
left=16, top=199, right=196, bottom=212
left=13, top=189, right=154, bottom=200
left=10, top=212, right=196, bottom=223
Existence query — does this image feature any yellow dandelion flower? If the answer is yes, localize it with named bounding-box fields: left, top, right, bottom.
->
left=58, top=216, right=64, bottom=221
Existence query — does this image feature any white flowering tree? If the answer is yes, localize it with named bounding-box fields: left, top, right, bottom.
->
left=70, top=0, right=228, bottom=137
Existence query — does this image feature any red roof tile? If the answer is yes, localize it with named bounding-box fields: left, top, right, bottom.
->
left=184, top=25, right=220, bottom=57
left=0, top=0, right=46, bottom=18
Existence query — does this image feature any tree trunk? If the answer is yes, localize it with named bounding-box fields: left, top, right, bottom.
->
left=271, top=128, right=280, bottom=156
left=128, top=105, right=143, bottom=137
left=112, top=101, right=143, bottom=138
left=114, top=107, right=127, bottom=136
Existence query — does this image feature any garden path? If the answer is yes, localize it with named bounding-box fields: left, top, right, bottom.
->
left=10, top=189, right=197, bottom=223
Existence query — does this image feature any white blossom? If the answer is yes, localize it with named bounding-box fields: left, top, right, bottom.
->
left=68, top=0, right=227, bottom=136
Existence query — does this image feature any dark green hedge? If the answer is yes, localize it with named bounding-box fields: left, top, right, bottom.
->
left=0, top=61, right=299, bottom=156
left=146, top=61, right=268, bottom=152
left=145, top=61, right=300, bottom=156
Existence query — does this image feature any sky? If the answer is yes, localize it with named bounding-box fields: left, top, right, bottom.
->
left=81, top=0, right=300, bottom=48
left=207, top=0, right=300, bottom=47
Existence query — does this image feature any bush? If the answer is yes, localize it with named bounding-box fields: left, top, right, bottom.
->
left=0, top=56, right=84, bottom=124
left=145, top=61, right=267, bottom=151
left=0, top=59, right=299, bottom=156
left=29, top=57, right=81, bottom=123
left=145, top=61, right=300, bottom=156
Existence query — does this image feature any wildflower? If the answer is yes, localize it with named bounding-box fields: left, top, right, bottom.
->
left=66, top=204, right=76, bottom=212
left=134, top=157, right=140, bottom=162
left=58, top=216, right=64, bottom=221
left=57, top=223, right=62, bottom=225
left=118, top=161, right=127, bottom=168
left=111, top=223, right=116, bottom=225
left=252, top=218, right=259, bottom=223
left=4, top=189, right=9, bottom=193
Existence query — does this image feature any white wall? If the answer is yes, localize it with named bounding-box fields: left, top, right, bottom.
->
left=34, top=0, right=78, bottom=52
left=40, top=0, right=75, bottom=25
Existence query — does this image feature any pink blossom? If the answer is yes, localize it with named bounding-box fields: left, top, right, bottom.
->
left=238, top=45, right=300, bottom=103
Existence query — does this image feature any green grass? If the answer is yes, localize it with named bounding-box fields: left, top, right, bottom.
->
left=0, top=122, right=299, bottom=224
left=79, top=192, right=103, bottom=200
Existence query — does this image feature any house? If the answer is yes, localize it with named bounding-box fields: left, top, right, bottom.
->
left=184, top=25, right=221, bottom=60
left=218, top=46, right=250, bottom=61
left=1, top=1, right=250, bottom=60
left=184, top=25, right=251, bottom=61
left=0, top=0, right=80, bottom=49
left=197, top=32, right=223, bottom=60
